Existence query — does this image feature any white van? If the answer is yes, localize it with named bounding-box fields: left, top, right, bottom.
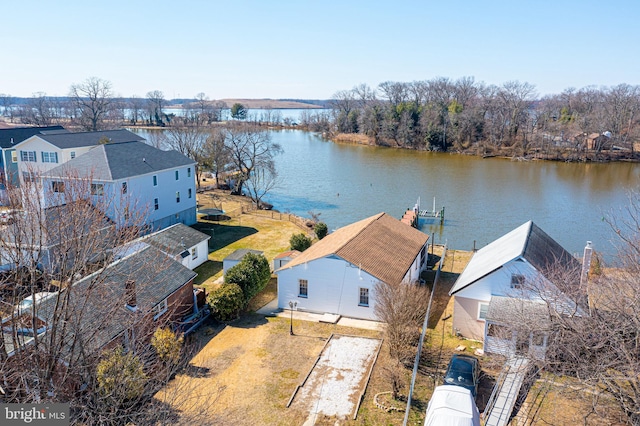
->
left=424, top=385, right=480, bottom=426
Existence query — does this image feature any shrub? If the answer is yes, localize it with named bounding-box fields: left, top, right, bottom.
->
left=96, top=347, right=147, bottom=402
left=224, top=253, right=271, bottom=303
left=290, top=233, right=312, bottom=251
left=314, top=222, right=328, bottom=240
left=151, top=327, right=184, bottom=363
left=208, top=283, right=244, bottom=321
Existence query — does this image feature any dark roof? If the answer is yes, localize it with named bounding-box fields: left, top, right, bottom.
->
left=25, top=129, right=143, bottom=149
left=144, top=223, right=210, bottom=257
left=43, top=140, right=195, bottom=181
left=450, top=221, right=581, bottom=295
left=224, top=248, right=263, bottom=261
left=0, top=126, right=67, bottom=149
left=36, top=245, right=196, bottom=356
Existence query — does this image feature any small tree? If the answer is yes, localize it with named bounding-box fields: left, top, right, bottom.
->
left=208, top=283, right=244, bottom=321
left=151, top=327, right=184, bottom=364
left=230, top=103, right=247, bottom=120
left=314, top=222, right=328, bottom=240
left=290, top=233, right=312, bottom=252
left=224, top=253, right=271, bottom=303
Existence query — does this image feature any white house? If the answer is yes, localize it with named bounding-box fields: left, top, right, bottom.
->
left=449, top=221, right=586, bottom=360
left=223, top=249, right=264, bottom=275
left=13, top=130, right=143, bottom=185
left=143, top=223, right=211, bottom=270
left=41, top=140, right=197, bottom=230
left=276, top=212, right=429, bottom=321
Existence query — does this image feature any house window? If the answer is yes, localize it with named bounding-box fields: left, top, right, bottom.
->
left=41, top=151, right=58, bottom=163
left=152, top=298, right=168, bottom=319
left=51, top=181, right=65, bottom=193
left=22, top=172, right=36, bottom=183
left=359, top=287, right=369, bottom=307
left=121, top=182, right=127, bottom=194
left=70, top=151, right=76, bottom=159
left=191, top=247, right=198, bottom=260
left=188, top=188, right=192, bottom=199
left=487, top=323, right=510, bottom=338
left=176, top=191, right=180, bottom=203
left=153, top=175, right=158, bottom=186
left=20, top=150, right=36, bottom=162
left=511, top=274, right=525, bottom=289
left=11, top=151, right=17, bottom=163
left=175, top=170, right=179, bottom=180
left=299, top=279, right=308, bottom=298
left=154, top=198, right=159, bottom=210
left=187, top=167, right=191, bottom=178
left=91, top=183, right=104, bottom=196
left=478, top=302, right=489, bottom=320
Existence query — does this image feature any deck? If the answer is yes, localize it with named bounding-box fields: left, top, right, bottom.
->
left=483, top=356, right=530, bottom=426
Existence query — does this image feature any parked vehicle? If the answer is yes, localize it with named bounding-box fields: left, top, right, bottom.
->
left=443, top=354, right=480, bottom=397
left=424, top=385, right=480, bottom=426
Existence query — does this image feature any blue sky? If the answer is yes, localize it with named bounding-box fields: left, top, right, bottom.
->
left=2, top=0, right=639, bottom=100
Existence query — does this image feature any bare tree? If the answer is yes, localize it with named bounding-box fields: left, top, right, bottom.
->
left=146, top=90, right=165, bottom=126
left=69, top=77, right=115, bottom=131
left=201, top=129, right=231, bottom=188
left=0, top=170, right=212, bottom=424
left=244, top=162, right=279, bottom=208
left=223, top=124, right=283, bottom=195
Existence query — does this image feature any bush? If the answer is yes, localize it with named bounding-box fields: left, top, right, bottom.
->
left=314, top=222, right=328, bottom=240
left=96, top=347, right=147, bottom=402
left=208, top=283, right=244, bottom=321
left=224, top=253, right=271, bottom=303
left=290, top=233, right=312, bottom=251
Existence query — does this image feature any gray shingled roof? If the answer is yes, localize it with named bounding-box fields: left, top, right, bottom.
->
left=0, top=126, right=67, bottom=149
left=35, top=245, right=197, bottom=356
left=44, top=140, right=195, bottom=180
left=224, top=248, right=264, bottom=261
left=450, top=221, right=580, bottom=295
left=144, top=223, right=210, bottom=257
left=32, top=129, right=143, bottom=149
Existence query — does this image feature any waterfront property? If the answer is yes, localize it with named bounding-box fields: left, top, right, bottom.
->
left=449, top=221, right=587, bottom=359
left=0, top=126, right=69, bottom=203
left=276, top=212, right=429, bottom=321
left=41, top=139, right=197, bottom=230
left=13, top=129, right=143, bottom=186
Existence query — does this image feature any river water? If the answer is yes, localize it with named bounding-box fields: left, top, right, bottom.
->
left=265, top=130, right=640, bottom=262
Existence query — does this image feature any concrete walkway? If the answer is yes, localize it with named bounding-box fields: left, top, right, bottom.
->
left=255, top=298, right=384, bottom=331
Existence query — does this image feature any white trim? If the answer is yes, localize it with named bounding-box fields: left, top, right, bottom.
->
left=152, top=298, right=168, bottom=319
left=478, top=302, right=489, bottom=320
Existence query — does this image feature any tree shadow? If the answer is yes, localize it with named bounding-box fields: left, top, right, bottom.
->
left=192, top=222, right=259, bottom=251
left=225, top=312, right=269, bottom=329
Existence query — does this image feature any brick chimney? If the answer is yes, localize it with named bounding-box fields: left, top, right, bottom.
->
left=125, top=280, right=137, bottom=311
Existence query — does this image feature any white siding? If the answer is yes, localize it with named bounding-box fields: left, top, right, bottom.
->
left=277, top=257, right=378, bottom=320
left=183, top=240, right=208, bottom=270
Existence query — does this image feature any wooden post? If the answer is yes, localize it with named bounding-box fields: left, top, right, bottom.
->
left=440, top=206, right=445, bottom=225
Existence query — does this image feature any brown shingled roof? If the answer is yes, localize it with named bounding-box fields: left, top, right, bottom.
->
left=280, top=213, right=428, bottom=284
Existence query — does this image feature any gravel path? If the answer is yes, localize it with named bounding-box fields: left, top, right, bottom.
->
left=293, top=335, right=381, bottom=424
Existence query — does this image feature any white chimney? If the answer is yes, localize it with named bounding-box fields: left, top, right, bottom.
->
left=580, top=241, right=593, bottom=287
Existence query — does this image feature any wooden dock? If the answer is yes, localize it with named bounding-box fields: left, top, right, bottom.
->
left=404, top=197, right=445, bottom=227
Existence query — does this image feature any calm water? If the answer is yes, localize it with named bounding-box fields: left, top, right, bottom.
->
left=265, top=130, right=640, bottom=261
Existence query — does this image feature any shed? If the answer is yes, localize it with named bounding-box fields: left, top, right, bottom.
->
left=273, top=250, right=301, bottom=271
left=223, top=249, right=264, bottom=275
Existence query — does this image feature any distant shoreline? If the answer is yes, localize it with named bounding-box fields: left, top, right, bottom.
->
left=169, top=99, right=325, bottom=110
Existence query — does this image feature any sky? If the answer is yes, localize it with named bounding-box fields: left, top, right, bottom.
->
left=2, top=0, right=639, bottom=101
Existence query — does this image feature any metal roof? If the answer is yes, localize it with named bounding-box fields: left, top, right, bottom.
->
left=450, top=221, right=580, bottom=295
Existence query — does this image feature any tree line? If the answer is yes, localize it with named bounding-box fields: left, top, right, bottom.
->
left=322, top=78, right=640, bottom=161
